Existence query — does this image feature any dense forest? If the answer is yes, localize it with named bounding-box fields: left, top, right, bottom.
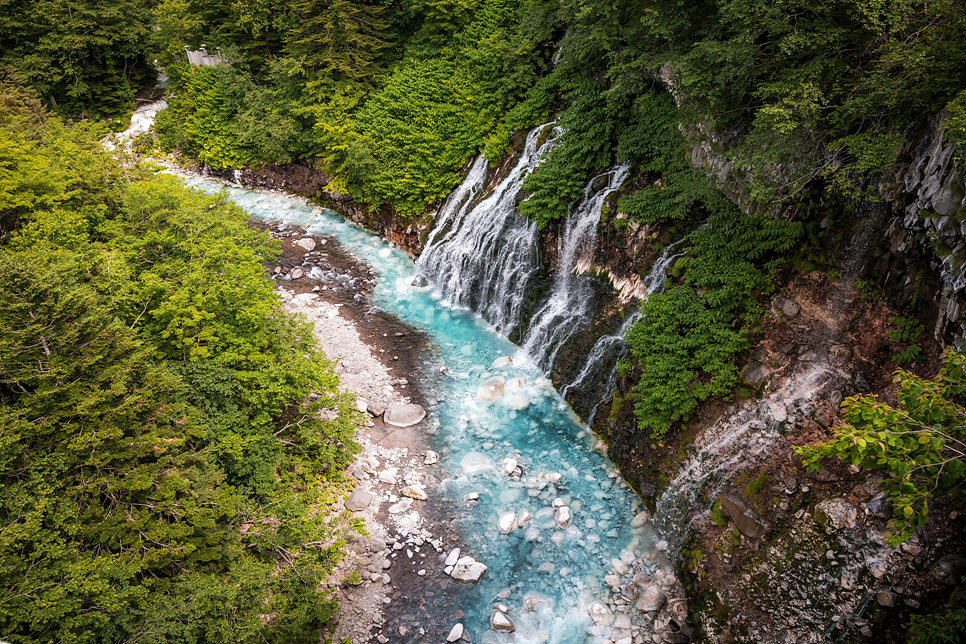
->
left=0, top=83, right=360, bottom=642
left=3, top=0, right=966, bottom=641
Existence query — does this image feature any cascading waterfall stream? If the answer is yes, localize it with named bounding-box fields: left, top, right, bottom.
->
left=519, top=164, right=631, bottom=373
left=563, top=238, right=688, bottom=424
left=414, top=124, right=561, bottom=337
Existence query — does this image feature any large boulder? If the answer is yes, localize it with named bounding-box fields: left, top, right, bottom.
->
left=718, top=491, right=770, bottom=539
left=345, top=489, right=373, bottom=512
left=771, top=296, right=801, bottom=319
left=384, top=403, right=427, bottom=427
left=635, top=584, right=666, bottom=612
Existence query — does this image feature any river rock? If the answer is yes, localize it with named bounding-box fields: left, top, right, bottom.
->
left=367, top=402, right=386, bottom=417
left=815, top=498, right=859, bottom=530
left=490, top=610, right=515, bottom=632
left=345, top=489, right=374, bottom=511
left=402, top=484, right=428, bottom=501
left=718, top=491, right=770, bottom=539
left=554, top=506, right=572, bottom=528
left=636, top=584, right=667, bottom=612
left=384, top=403, right=427, bottom=427
left=588, top=602, right=614, bottom=625
left=516, top=509, right=532, bottom=525
left=451, top=555, right=487, bottom=582
left=296, top=237, right=316, bottom=251
left=478, top=378, right=505, bottom=400
left=445, top=548, right=461, bottom=566
left=502, top=458, right=518, bottom=476
left=424, top=450, right=439, bottom=465
left=492, top=356, right=513, bottom=369
left=498, top=512, right=517, bottom=534
left=447, top=624, right=464, bottom=642
left=631, top=510, right=650, bottom=528
left=388, top=497, right=412, bottom=514
left=355, top=397, right=369, bottom=413
left=290, top=268, right=305, bottom=280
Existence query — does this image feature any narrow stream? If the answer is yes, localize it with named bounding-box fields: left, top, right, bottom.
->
left=172, top=174, right=675, bottom=642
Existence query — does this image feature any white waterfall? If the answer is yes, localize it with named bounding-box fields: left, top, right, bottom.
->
left=519, top=164, right=632, bottom=371
left=414, top=124, right=561, bottom=337
left=562, top=239, right=687, bottom=423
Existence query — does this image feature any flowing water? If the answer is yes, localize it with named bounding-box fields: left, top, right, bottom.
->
left=563, top=239, right=687, bottom=423
left=171, top=174, right=675, bottom=643
left=413, top=125, right=560, bottom=338
left=519, top=165, right=631, bottom=373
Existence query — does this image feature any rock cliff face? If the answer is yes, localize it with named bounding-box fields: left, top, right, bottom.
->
left=871, top=119, right=966, bottom=344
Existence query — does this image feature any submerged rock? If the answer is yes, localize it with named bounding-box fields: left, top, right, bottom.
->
left=384, top=403, right=427, bottom=427
left=478, top=378, right=505, bottom=400
left=554, top=506, right=572, bottom=528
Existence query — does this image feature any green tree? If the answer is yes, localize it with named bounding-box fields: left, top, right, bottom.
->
left=796, top=350, right=966, bottom=546
left=0, top=0, right=156, bottom=118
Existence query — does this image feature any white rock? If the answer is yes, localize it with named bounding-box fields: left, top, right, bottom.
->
left=424, top=450, right=439, bottom=465
left=451, top=555, right=487, bottom=582
left=402, top=484, right=428, bottom=501
left=387, top=498, right=412, bottom=514
left=355, top=397, right=369, bottom=413
left=492, top=356, right=513, bottom=369
left=554, top=506, right=572, bottom=529
left=588, top=602, right=614, bottom=625
left=516, top=509, right=533, bottom=526
left=498, top=512, right=517, bottom=534
left=502, top=458, right=518, bottom=476
left=296, top=237, right=316, bottom=251
left=378, top=470, right=397, bottom=484
left=384, top=403, right=427, bottom=427
left=444, top=548, right=461, bottom=566
left=290, top=268, right=305, bottom=280
left=631, top=511, right=650, bottom=528
left=447, top=624, right=464, bottom=642
left=490, top=610, right=515, bottom=632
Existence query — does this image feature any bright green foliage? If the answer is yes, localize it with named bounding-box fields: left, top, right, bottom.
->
left=559, top=0, right=966, bottom=208
left=154, top=0, right=554, bottom=214
left=796, top=350, right=966, bottom=546
left=624, top=207, right=802, bottom=438
left=0, top=0, right=156, bottom=118
left=0, top=85, right=359, bottom=643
